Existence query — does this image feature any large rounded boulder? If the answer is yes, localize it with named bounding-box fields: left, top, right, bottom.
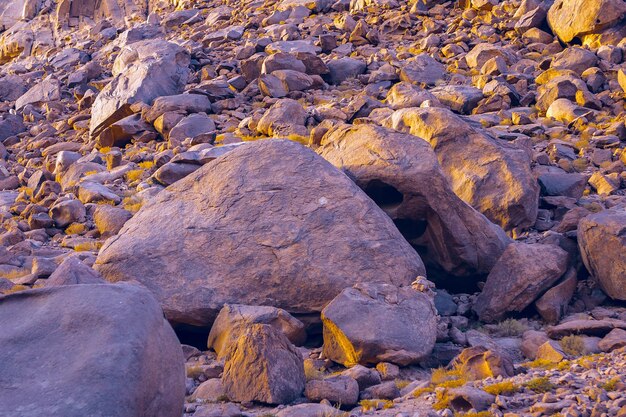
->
left=578, top=208, right=626, bottom=300
left=0, top=284, right=185, bottom=417
left=95, top=140, right=425, bottom=327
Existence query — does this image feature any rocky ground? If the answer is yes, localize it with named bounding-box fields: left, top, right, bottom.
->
left=0, top=0, right=625, bottom=416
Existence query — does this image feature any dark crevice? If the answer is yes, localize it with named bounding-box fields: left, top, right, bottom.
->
left=393, top=218, right=427, bottom=241
left=174, top=325, right=211, bottom=350
left=450, top=397, right=473, bottom=412
left=363, top=180, right=404, bottom=210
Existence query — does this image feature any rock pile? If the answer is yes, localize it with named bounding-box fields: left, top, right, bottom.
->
left=0, top=0, right=625, bottom=415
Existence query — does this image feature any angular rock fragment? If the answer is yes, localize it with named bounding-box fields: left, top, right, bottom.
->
left=474, top=243, right=569, bottom=322
left=222, top=324, right=305, bottom=404
left=208, top=304, right=306, bottom=358
left=321, top=282, right=437, bottom=366
left=578, top=209, right=626, bottom=300
left=90, top=40, right=190, bottom=137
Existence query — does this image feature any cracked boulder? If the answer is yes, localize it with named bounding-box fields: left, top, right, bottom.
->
left=95, top=140, right=425, bottom=327
left=318, top=123, right=510, bottom=279
left=388, top=107, right=539, bottom=231
left=90, top=39, right=190, bottom=137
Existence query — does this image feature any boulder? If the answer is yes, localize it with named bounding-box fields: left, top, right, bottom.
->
left=547, top=318, right=626, bottom=338
left=449, top=346, right=514, bottom=380
left=598, top=328, right=626, bottom=352
left=547, top=0, right=626, bottom=43
left=190, top=379, right=226, bottom=402
left=536, top=340, right=566, bottom=363
left=54, top=0, right=149, bottom=29
left=15, top=77, right=61, bottom=110
left=275, top=403, right=347, bottom=417
left=340, top=364, right=381, bottom=390
left=445, top=387, right=496, bottom=412
left=221, top=324, right=305, bottom=404
left=399, top=54, right=446, bottom=85
left=360, top=381, right=401, bottom=400
left=521, top=330, right=550, bottom=359
left=474, top=243, right=569, bottom=322
left=168, top=113, right=216, bottom=144
left=257, top=98, right=307, bottom=136
left=327, top=57, right=366, bottom=84
left=44, top=256, right=105, bottom=287
left=90, top=40, right=190, bottom=137
left=430, top=85, right=483, bottom=114
left=304, top=375, right=359, bottom=405
left=208, top=304, right=306, bottom=358
left=95, top=140, right=425, bottom=327
left=534, top=268, right=577, bottom=324
left=0, top=74, right=27, bottom=101
left=318, top=123, right=510, bottom=278
left=93, top=204, right=133, bottom=235
left=0, top=284, right=185, bottom=417
left=578, top=209, right=626, bottom=300
left=0, top=114, right=25, bottom=142
left=321, top=282, right=437, bottom=366
left=389, top=107, right=539, bottom=231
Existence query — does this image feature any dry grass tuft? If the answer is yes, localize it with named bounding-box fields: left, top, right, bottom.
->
left=525, top=377, right=555, bottom=393
left=495, top=318, right=527, bottom=337
left=483, top=381, right=519, bottom=396
left=560, top=335, right=585, bottom=357
left=359, top=399, right=394, bottom=412
left=65, top=223, right=86, bottom=235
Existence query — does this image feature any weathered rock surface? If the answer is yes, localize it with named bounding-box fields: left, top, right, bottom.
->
left=318, top=123, right=510, bottom=279
left=95, top=140, right=425, bottom=326
left=321, top=282, right=437, bottom=366
left=90, top=40, right=190, bottom=137
left=221, top=324, right=305, bottom=404
left=578, top=209, right=626, bottom=300
left=208, top=304, right=306, bottom=358
left=547, top=0, right=626, bottom=43
left=389, top=107, right=539, bottom=231
left=474, top=243, right=569, bottom=322
left=0, top=284, right=185, bottom=417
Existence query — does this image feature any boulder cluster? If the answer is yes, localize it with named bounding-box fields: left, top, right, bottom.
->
left=0, top=0, right=625, bottom=416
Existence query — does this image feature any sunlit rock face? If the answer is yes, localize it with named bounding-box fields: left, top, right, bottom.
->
left=89, top=39, right=190, bottom=137
left=387, top=107, right=539, bottom=232
left=547, top=0, right=626, bottom=44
